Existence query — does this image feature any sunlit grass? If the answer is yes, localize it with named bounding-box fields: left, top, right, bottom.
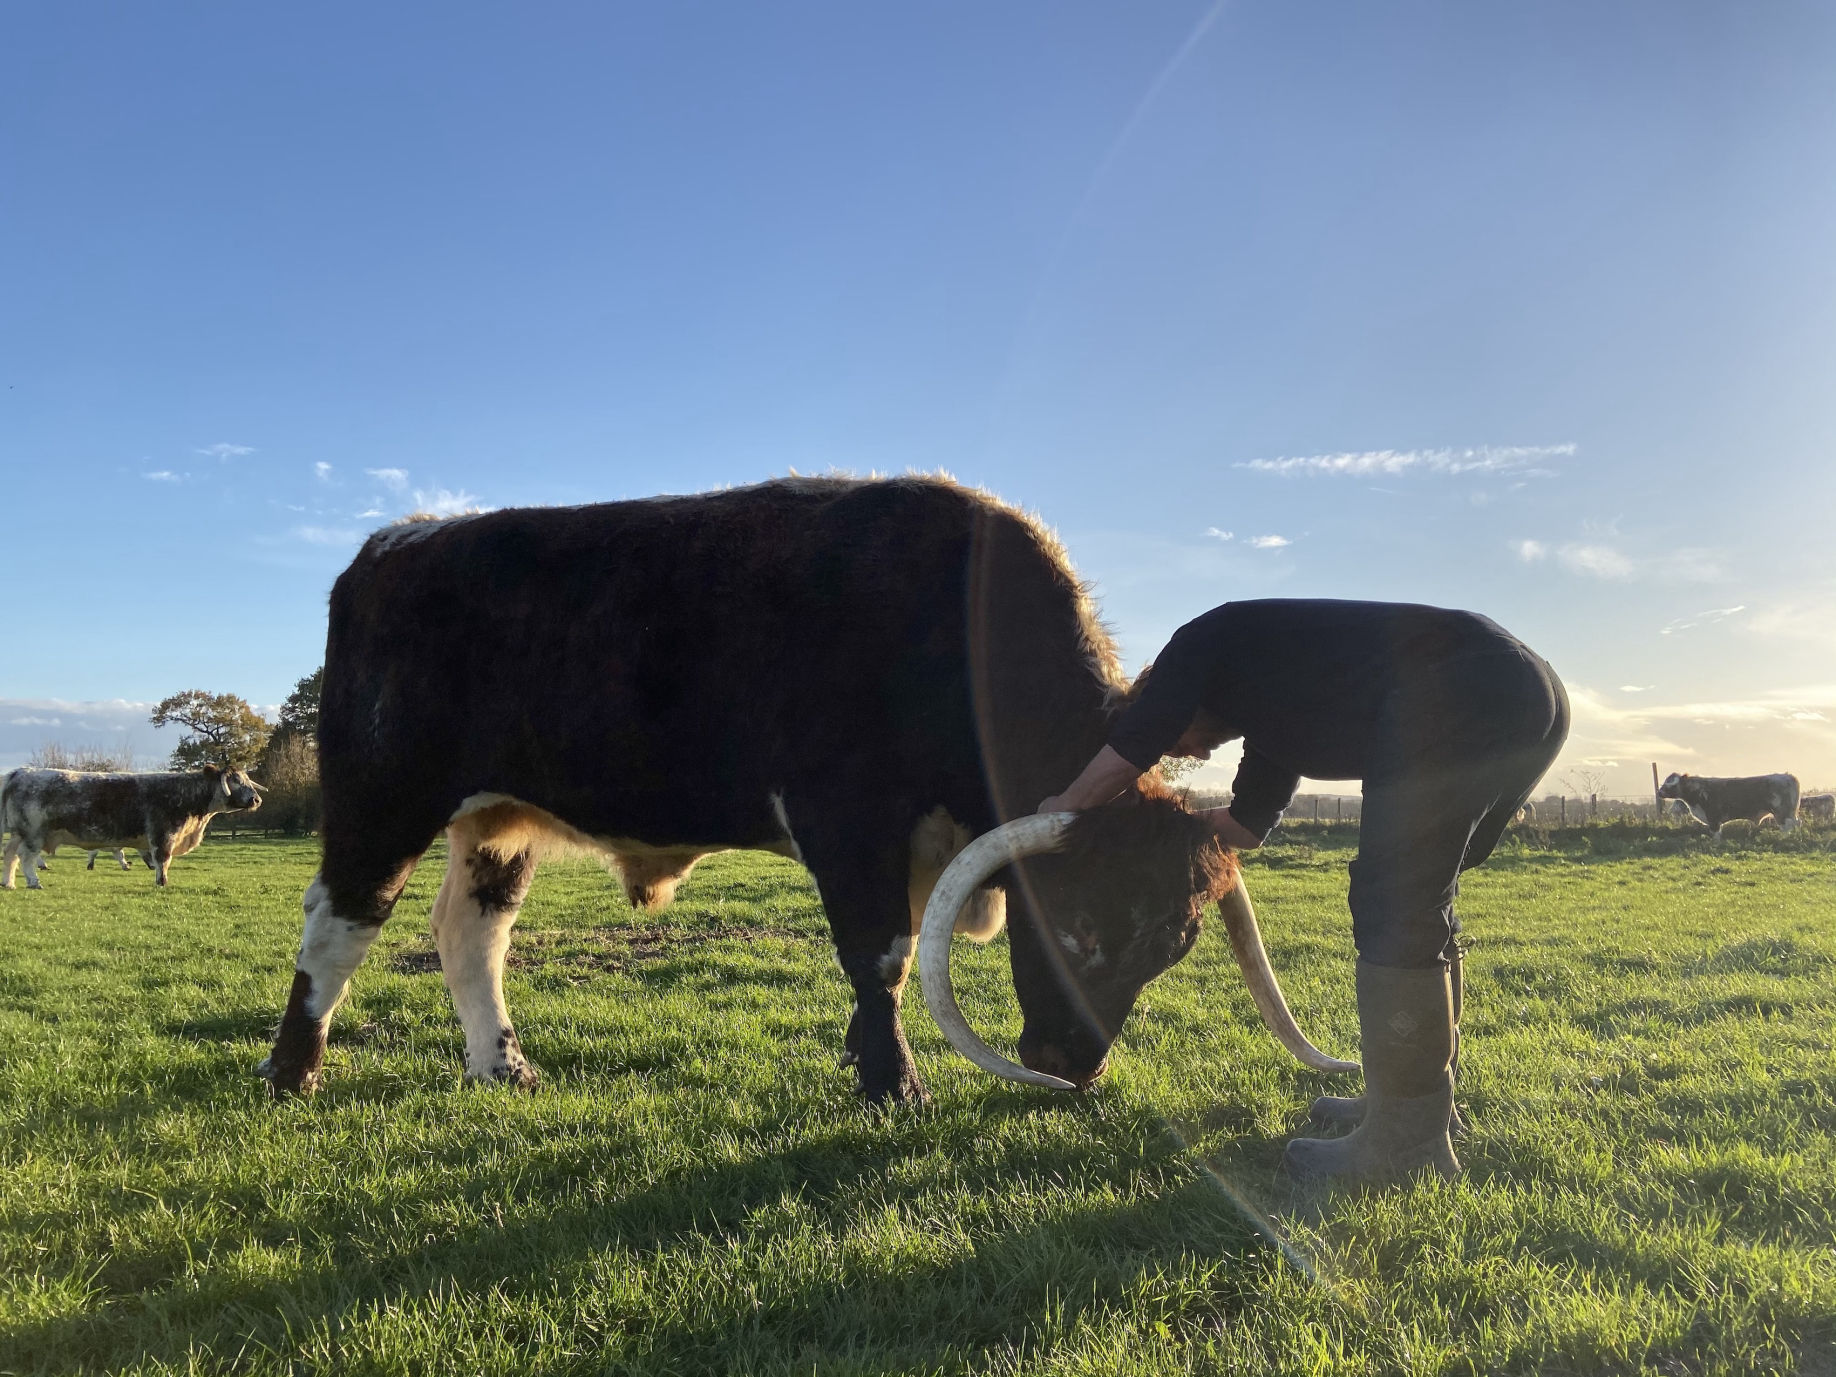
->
left=1, top=828, right=1833, bottom=1374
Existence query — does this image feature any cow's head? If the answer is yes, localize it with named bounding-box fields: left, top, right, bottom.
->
left=999, top=793, right=1230, bottom=1086
left=1657, top=772, right=1688, bottom=800
left=919, top=784, right=1361, bottom=1093
left=202, top=763, right=265, bottom=812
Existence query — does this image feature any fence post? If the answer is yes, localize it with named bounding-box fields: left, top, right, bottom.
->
left=1335, top=796, right=1343, bottom=822
left=1560, top=796, right=1567, bottom=825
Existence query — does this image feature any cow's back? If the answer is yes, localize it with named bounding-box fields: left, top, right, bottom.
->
left=318, top=477, right=1082, bottom=844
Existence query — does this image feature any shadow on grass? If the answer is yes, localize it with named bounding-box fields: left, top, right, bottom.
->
left=1, top=1094, right=1279, bottom=1375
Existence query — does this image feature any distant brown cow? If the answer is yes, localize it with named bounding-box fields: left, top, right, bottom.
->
left=1801, top=792, right=1834, bottom=824
left=1, top=766, right=262, bottom=888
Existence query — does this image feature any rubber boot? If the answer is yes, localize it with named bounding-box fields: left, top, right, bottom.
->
left=1284, top=961, right=1460, bottom=1186
left=1310, top=948, right=1465, bottom=1133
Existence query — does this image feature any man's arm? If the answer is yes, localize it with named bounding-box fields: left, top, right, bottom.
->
left=1037, top=745, right=1142, bottom=815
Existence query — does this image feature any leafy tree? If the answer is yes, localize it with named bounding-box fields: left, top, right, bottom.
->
left=274, top=667, right=323, bottom=747
left=256, top=733, right=322, bottom=834
left=150, top=691, right=272, bottom=772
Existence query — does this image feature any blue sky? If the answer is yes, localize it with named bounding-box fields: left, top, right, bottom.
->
left=4, top=3, right=1834, bottom=794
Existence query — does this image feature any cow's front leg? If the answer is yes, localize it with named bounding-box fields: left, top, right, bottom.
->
left=836, top=933, right=926, bottom=1105
left=149, top=830, right=174, bottom=886
left=261, top=874, right=394, bottom=1096
left=430, top=831, right=539, bottom=1089
left=787, top=802, right=928, bottom=1106
left=5, top=837, right=45, bottom=890
left=1, top=837, right=18, bottom=889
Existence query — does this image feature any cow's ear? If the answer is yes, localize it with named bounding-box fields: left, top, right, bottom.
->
left=203, top=763, right=221, bottom=778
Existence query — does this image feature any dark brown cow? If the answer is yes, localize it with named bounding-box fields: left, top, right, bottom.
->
left=1657, top=771, right=1801, bottom=838
left=261, top=476, right=1306, bottom=1104
left=1, top=766, right=263, bottom=887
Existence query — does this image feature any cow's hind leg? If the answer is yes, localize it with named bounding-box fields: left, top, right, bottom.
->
left=2, top=837, right=23, bottom=889
left=430, top=827, right=540, bottom=1088
left=262, top=849, right=424, bottom=1097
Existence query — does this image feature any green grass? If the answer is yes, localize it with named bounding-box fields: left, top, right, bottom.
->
left=2, top=827, right=1834, bottom=1375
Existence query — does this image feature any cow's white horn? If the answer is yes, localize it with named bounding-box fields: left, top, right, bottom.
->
left=918, top=813, right=1078, bottom=1091
left=1217, top=874, right=1360, bottom=1074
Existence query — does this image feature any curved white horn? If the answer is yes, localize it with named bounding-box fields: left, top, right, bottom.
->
left=918, top=814, right=1078, bottom=1091
left=1217, top=873, right=1360, bottom=1074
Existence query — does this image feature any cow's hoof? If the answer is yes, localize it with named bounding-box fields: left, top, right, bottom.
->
left=857, top=1069, right=929, bottom=1107
left=258, top=1056, right=323, bottom=1098
left=468, top=1063, right=540, bottom=1092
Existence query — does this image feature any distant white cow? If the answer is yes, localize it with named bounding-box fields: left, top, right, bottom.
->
left=2, top=766, right=262, bottom=888
left=1657, top=772, right=1800, bottom=838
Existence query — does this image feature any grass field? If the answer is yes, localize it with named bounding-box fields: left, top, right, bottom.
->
left=2, top=825, right=1833, bottom=1375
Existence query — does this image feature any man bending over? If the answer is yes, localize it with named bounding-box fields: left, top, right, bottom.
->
left=1040, top=599, right=1568, bottom=1186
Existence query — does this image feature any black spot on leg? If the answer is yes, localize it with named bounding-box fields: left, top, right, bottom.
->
left=466, top=847, right=536, bottom=911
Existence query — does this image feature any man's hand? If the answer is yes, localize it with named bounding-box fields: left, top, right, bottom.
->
left=1035, top=745, right=1144, bottom=815
left=1200, top=807, right=1263, bottom=850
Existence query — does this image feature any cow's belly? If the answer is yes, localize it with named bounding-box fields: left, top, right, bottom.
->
left=44, top=827, right=143, bottom=853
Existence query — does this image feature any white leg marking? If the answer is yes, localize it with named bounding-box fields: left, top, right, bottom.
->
left=1, top=837, right=18, bottom=889
left=430, top=837, right=536, bottom=1086
left=296, top=873, right=382, bottom=1021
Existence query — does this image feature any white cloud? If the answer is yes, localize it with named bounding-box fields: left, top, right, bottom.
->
left=142, top=470, right=182, bottom=483
left=1618, top=685, right=1655, bottom=693
left=366, top=467, right=410, bottom=491
left=197, top=442, right=255, bottom=460
left=314, top=462, right=334, bottom=481
left=8, top=716, right=61, bottom=726
left=1249, top=534, right=1290, bottom=549
left=292, top=525, right=365, bottom=546
left=1660, top=605, right=1747, bottom=636
left=1512, top=539, right=1547, bottom=563
left=1204, top=527, right=1234, bottom=542
left=1557, top=543, right=1634, bottom=579
left=1239, top=442, right=1573, bottom=478
left=412, top=488, right=486, bottom=517
left=355, top=507, right=385, bottom=519
left=1744, top=592, right=1836, bottom=644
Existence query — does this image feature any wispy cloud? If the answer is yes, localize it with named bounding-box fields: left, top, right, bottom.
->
left=355, top=507, right=384, bottom=519
left=142, top=470, right=182, bottom=483
left=1249, top=534, right=1290, bottom=550
left=1661, top=606, right=1747, bottom=636
left=291, top=525, right=365, bottom=546
left=197, top=442, right=255, bottom=460
left=8, top=715, right=61, bottom=726
left=1513, top=538, right=1725, bottom=584
left=314, top=462, right=334, bottom=481
left=1204, top=527, right=1234, bottom=542
left=1558, top=543, right=1634, bottom=579
left=1618, top=685, right=1655, bottom=693
left=1240, top=443, right=1573, bottom=478
left=366, top=468, right=410, bottom=492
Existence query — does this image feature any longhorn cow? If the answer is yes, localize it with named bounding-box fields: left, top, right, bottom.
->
left=260, top=477, right=1351, bottom=1102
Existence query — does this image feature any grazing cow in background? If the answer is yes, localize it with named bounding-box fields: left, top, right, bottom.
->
left=1513, top=800, right=1537, bottom=824
left=1801, top=793, right=1834, bottom=824
left=1657, top=772, right=1800, bottom=838
left=261, top=476, right=1345, bottom=1105
left=30, top=847, right=141, bottom=874
left=1, top=766, right=262, bottom=888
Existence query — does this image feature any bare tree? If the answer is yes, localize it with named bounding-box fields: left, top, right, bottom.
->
left=27, top=742, right=136, bottom=771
